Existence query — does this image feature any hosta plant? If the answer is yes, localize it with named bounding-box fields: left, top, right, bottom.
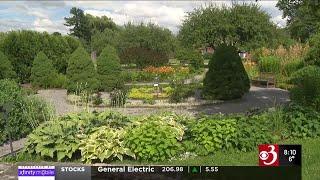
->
left=80, top=126, right=135, bottom=163
left=188, top=118, right=237, bottom=155
left=125, top=114, right=185, bottom=161
left=24, top=119, right=82, bottom=161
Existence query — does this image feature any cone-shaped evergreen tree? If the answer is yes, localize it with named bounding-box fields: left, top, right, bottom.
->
left=0, top=51, right=16, bottom=79
left=96, top=45, right=123, bottom=91
left=30, top=52, right=57, bottom=88
left=203, top=44, right=250, bottom=100
left=66, top=46, right=99, bottom=92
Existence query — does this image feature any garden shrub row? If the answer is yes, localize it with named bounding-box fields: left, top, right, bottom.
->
left=23, top=103, right=320, bottom=163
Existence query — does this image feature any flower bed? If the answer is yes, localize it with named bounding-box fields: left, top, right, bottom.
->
left=128, top=86, right=173, bottom=100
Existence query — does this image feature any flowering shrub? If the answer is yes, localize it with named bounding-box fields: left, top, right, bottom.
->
left=143, top=66, right=175, bottom=74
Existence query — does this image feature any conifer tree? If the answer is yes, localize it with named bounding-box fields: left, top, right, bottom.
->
left=203, top=44, right=250, bottom=100
left=0, top=51, right=16, bottom=79
left=30, top=52, right=57, bottom=88
left=66, top=46, right=99, bottom=92
left=96, top=45, right=123, bottom=91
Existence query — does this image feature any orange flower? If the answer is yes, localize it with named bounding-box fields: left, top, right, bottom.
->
left=143, top=66, right=174, bottom=74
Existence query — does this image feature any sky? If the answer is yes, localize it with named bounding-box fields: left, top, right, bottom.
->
left=0, top=1, right=286, bottom=35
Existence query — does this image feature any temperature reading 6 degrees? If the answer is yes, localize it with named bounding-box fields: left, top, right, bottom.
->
left=284, top=149, right=296, bottom=162
left=279, top=145, right=301, bottom=166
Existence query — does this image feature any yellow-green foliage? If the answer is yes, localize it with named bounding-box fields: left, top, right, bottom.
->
left=79, top=126, right=135, bottom=163
left=128, top=87, right=173, bottom=100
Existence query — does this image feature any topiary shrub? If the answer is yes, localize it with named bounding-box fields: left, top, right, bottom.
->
left=30, top=52, right=58, bottom=88
left=0, top=51, right=16, bottom=79
left=97, top=46, right=123, bottom=91
left=203, top=44, right=250, bottom=100
left=119, top=47, right=168, bottom=69
left=290, top=66, right=320, bottom=111
left=66, top=46, right=99, bottom=93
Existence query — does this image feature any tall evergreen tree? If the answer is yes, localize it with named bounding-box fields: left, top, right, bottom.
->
left=66, top=46, right=99, bottom=92
left=64, top=7, right=91, bottom=43
left=97, top=46, right=123, bottom=91
left=30, top=52, right=57, bottom=88
left=0, top=51, right=16, bottom=79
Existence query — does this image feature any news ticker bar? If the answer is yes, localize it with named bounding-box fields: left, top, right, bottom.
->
left=18, top=166, right=301, bottom=180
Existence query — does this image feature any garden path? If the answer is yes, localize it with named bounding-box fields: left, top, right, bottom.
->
left=35, top=86, right=289, bottom=116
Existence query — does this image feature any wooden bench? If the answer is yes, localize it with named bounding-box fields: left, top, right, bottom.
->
left=251, top=72, right=275, bottom=88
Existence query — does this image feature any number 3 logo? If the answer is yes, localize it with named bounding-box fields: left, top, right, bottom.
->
left=259, top=144, right=279, bottom=166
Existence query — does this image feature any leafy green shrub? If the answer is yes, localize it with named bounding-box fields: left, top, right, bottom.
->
left=97, top=46, right=123, bottom=91
left=125, top=114, right=184, bottom=161
left=92, top=93, right=103, bottom=106
left=175, top=48, right=203, bottom=69
left=142, top=98, right=156, bottom=105
left=169, top=83, right=199, bottom=103
left=79, top=126, right=135, bottom=163
left=232, top=115, right=275, bottom=152
left=290, top=66, right=320, bottom=111
left=66, top=47, right=99, bottom=93
left=203, top=44, right=250, bottom=100
left=282, top=58, right=304, bottom=77
left=258, top=56, right=281, bottom=73
left=0, top=51, right=16, bottom=79
left=30, top=52, right=58, bottom=88
left=96, top=111, right=132, bottom=129
left=119, top=47, right=168, bottom=69
left=304, top=31, right=320, bottom=67
left=121, top=71, right=155, bottom=83
left=52, top=74, right=67, bottom=88
left=283, top=104, right=320, bottom=138
left=0, top=79, right=53, bottom=145
left=186, top=118, right=237, bottom=155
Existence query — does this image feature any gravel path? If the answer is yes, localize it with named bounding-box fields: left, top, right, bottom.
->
left=35, top=86, right=289, bottom=116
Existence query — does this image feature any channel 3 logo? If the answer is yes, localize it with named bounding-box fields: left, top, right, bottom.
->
left=259, top=144, right=279, bottom=166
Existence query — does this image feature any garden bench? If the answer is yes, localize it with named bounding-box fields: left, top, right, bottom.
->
left=251, top=72, right=275, bottom=88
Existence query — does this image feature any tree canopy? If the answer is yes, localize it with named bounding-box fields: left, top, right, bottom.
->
left=118, top=22, right=176, bottom=56
left=277, top=0, right=320, bottom=42
left=0, top=30, right=80, bottom=82
left=178, top=4, right=279, bottom=50
left=64, top=7, right=91, bottom=43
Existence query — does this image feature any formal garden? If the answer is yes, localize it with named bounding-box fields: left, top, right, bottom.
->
left=0, top=2, right=320, bottom=180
